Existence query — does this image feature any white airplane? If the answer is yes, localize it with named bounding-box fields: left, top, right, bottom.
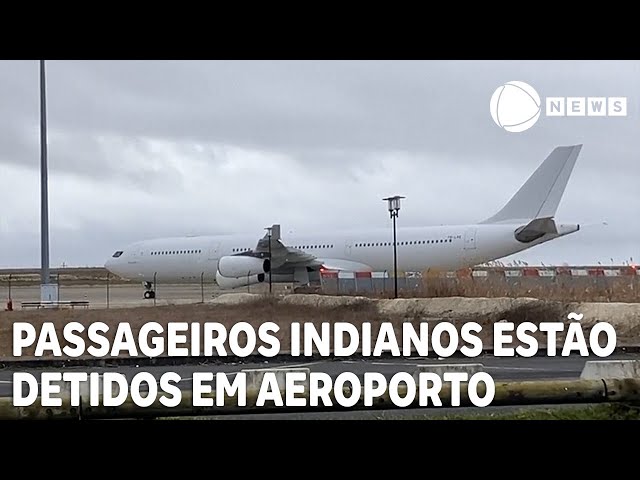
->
left=105, top=145, right=583, bottom=298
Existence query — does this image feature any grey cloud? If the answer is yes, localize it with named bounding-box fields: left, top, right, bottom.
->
left=0, top=60, right=638, bottom=268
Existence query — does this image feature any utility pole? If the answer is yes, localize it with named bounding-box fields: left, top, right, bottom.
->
left=39, top=60, right=56, bottom=302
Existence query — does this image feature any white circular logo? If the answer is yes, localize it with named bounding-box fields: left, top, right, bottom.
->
left=490, top=81, right=541, bottom=132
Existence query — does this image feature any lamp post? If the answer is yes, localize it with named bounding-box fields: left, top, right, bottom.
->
left=264, top=227, right=272, bottom=293
left=383, top=195, right=405, bottom=299
left=40, top=60, right=52, bottom=301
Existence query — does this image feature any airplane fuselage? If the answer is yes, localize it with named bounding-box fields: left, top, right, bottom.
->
left=105, top=222, right=579, bottom=284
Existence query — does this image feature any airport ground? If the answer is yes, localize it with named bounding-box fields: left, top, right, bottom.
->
left=1, top=266, right=639, bottom=304
left=1, top=271, right=639, bottom=419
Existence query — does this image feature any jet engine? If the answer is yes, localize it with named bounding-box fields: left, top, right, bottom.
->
left=217, top=255, right=270, bottom=278
left=216, top=271, right=265, bottom=289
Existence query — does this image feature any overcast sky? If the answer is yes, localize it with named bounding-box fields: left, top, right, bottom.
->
left=0, top=60, right=638, bottom=268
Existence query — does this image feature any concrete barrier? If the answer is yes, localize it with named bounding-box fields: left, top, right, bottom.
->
left=412, top=363, right=484, bottom=382
left=241, top=367, right=311, bottom=392
left=210, top=293, right=263, bottom=305
left=580, top=360, right=640, bottom=380
left=281, top=294, right=373, bottom=308
left=376, top=297, right=541, bottom=319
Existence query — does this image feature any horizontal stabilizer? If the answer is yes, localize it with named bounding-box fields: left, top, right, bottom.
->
left=481, top=144, right=582, bottom=224
left=514, top=217, right=557, bottom=243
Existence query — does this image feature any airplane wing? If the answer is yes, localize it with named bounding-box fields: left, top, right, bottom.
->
left=252, top=224, right=373, bottom=273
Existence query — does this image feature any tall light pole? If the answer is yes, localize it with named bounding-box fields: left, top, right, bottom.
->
left=264, top=226, right=272, bottom=293
left=39, top=59, right=54, bottom=302
left=383, top=195, right=405, bottom=299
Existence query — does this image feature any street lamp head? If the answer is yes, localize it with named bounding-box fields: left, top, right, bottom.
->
left=383, top=195, right=405, bottom=217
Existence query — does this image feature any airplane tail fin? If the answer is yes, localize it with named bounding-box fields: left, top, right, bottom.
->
left=480, top=144, right=582, bottom=224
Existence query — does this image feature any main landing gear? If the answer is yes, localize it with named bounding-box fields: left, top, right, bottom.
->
left=143, top=281, right=156, bottom=299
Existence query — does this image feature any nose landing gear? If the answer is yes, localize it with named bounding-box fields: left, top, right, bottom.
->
left=143, top=281, right=156, bottom=299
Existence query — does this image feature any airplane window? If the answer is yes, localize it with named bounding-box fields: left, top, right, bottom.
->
left=112, top=251, right=123, bottom=258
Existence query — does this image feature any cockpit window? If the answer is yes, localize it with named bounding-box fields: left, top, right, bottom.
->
left=112, top=251, right=124, bottom=258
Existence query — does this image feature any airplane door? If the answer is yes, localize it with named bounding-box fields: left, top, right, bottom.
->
left=464, top=228, right=477, bottom=250
left=344, top=241, right=353, bottom=257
